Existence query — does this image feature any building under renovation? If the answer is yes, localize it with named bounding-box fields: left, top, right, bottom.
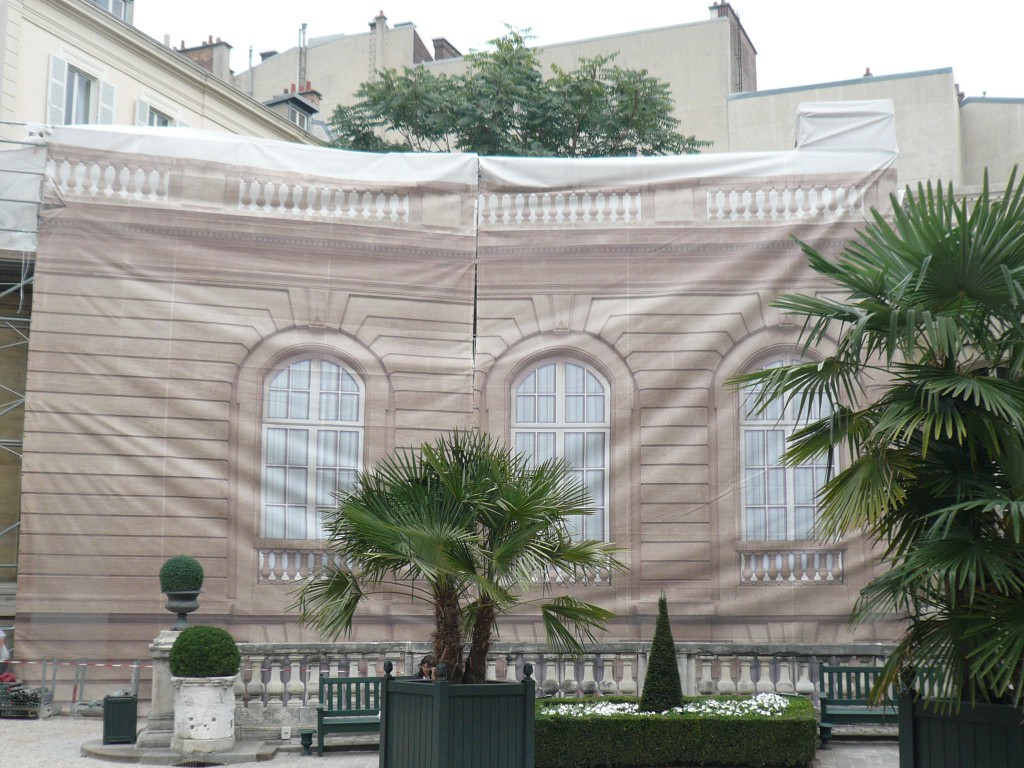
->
left=0, top=101, right=905, bottom=673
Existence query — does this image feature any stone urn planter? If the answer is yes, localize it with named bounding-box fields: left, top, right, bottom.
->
left=159, top=555, right=204, bottom=630
left=169, top=625, right=241, bottom=754
left=171, top=675, right=237, bottom=753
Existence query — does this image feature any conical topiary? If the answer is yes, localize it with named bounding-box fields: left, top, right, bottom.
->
left=638, top=593, right=683, bottom=712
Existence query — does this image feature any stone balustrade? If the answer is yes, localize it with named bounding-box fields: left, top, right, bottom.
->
left=232, top=641, right=895, bottom=738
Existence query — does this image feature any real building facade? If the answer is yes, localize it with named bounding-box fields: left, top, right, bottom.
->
left=0, top=0, right=316, bottom=142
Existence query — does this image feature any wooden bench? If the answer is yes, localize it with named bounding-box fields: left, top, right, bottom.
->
left=818, top=665, right=897, bottom=747
left=316, top=674, right=384, bottom=756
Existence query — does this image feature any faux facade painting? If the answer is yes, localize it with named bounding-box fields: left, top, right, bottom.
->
left=15, top=103, right=900, bottom=665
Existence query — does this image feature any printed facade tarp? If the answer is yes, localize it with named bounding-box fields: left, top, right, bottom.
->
left=12, top=101, right=899, bottom=668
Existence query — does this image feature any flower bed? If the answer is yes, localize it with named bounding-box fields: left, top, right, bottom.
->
left=535, top=694, right=817, bottom=768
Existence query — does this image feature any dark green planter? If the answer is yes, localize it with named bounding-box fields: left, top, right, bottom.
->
left=379, top=664, right=536, bottom=768
left=898, top=691, right=1024, bottom=768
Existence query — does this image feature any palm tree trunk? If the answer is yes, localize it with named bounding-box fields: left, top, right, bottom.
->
left=464, top=603, right=496, bottom=683
left=433, top=584, right=464, bottom=681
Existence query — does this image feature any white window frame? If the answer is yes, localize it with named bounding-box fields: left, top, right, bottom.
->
left=90, top=0, right=131, bottom=21
left=261, top=358, right=364, bottom=540
left=47, top=54, right=115, bottom=126
left=288, top=106, right=309, bottom=131
left=135, top=96, right=188, bottom=128
left=512, top=360, right=610, bottom=541
left=740, top=358, right=831, bottom=541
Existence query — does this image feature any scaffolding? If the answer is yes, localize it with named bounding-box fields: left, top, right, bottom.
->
left=0, top=122, right=45, bottom=619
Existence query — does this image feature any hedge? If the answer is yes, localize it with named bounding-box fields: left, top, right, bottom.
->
left=535, top=695, right=817, bottom=768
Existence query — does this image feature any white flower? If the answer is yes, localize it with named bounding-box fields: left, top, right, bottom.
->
left=539, top=693, right=792, bottom=718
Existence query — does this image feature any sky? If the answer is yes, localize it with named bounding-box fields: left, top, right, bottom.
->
left=133, top=0, right=1023, bottom=100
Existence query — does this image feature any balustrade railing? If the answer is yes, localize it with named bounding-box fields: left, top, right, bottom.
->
left=479, top=190, right=642, bottom=226
left=46, top=156, right=171, bottom=204
left=256, top=548, right=616, bottom=586
left=232, top=641, right=894, bottom=736
left=237, top=178, right=409, bottom=222
left=706, top=184, right=864, bottom=222
left=739, top=549, right=844, bottom=585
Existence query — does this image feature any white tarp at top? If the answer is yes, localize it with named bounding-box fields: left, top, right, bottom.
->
left=0, top=138, right=48, bottom=254
left=794, top=100, right=899, bottom=155
left=4, top=99, right=898, bottom=242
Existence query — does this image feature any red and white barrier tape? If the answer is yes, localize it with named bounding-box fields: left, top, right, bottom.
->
left=4, top=659, right=153, bottom=669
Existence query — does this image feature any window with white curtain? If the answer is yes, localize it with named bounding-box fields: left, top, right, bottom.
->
left=512, top=360, right=609, bottom=540
left=741, top=359, right=831, bottom=540
left=262, top=358, right=363, bottom=540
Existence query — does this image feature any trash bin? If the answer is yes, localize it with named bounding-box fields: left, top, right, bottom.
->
left=102, top=693, right=138, bottom=744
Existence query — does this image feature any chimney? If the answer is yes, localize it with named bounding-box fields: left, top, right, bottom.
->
left=432, top=37, right=462, bottom=61
left=298, top=81, right=322, bottom=107
left=177, top=36, right=234, bottom=82
left=709, top=2, right=756, bottom=93
left=864, top=67, right=873, bottom=77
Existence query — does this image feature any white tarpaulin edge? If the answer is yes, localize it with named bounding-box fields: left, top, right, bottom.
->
left=38, top=100, right=897, bottom=193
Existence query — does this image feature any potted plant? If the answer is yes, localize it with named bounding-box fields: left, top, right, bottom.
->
left=737, top=171, right=1024, bottom=766
left=159, top=555, right=204, bottom=630
left=293, top=429, right=623, bottom=768
left=168, top=625, right=241, bottom=754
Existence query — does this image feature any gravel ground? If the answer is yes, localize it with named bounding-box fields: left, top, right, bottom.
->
left=0, top=715, right=897, bottom=768
left=0, top=715, right=379, bottom=767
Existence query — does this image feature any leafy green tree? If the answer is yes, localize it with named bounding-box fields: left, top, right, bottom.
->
left=330, top=29, right=709, bottom=157
left=638, top=593, right=683, bottom=712
left=292, top=429, right=623, bottom=683
left=734, top=170, right=1024, bottom=708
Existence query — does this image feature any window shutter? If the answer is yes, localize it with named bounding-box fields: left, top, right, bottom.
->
left=135, top=98, right=149, bottom=126
left=98, top=80, right=116, bottom=124
left=46, top=55, right=68, bottom=125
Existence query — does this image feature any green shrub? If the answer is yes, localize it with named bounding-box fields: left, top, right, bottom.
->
left=169, top=625, right=240, bottom=678
left=159, top=555, right=204, bottom=593
left=639, top=593, right=683, bottom=712
left=536, top=695, right=817, bottom=768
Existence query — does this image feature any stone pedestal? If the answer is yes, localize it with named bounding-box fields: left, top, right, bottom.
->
left=171, top=676, right=237, bottom=753
left=135, top=629, right=179, bottom=748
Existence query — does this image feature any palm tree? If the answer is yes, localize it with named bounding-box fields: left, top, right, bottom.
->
left=291, top=429, right=622, bottom=683
left=734, top=170, right=1024, bottom=707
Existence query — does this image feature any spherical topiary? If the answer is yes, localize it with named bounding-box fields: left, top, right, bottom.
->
left=159, top=555, right=204, bottom=593
left=169, top=625, right=240, bottom=678
left=638, top=593, right=683, bottom=712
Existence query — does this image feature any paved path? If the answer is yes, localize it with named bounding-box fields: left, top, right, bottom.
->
left=0, top=714, right=897, bottom=767
left=813, top=741, right=898, bottom=768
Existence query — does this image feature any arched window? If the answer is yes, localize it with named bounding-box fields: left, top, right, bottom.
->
left=512, top=360, right=609, bottom=540
left=740, top=359, right=830, bottom=540
left=262, top=358, right=363, bottom=540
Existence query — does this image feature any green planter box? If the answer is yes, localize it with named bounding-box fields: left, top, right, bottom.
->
left=898, top=692, right=1024, bottom=768
left=102, top=694, right=138, bottom=745
left=380, top=673, right=535, bottom=768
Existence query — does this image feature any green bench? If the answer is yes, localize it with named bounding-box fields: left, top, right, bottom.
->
left=316, top=674, right=384, bottom=756
left=818, top=664, right=897, bottom=747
